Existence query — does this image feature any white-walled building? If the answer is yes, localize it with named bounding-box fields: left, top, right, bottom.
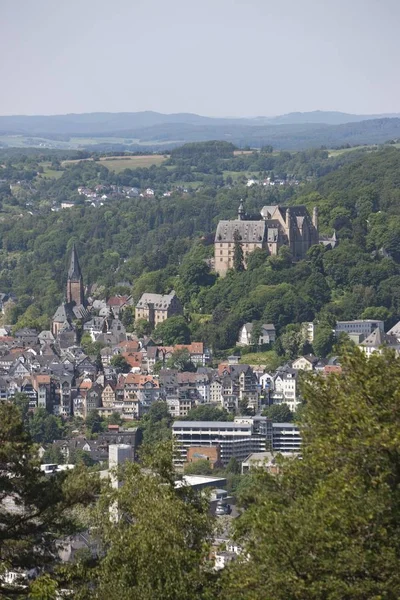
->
left=238, top=323, right=276, bottom=346
left=359, top=328, right=400, bottom=357
left=270, top=368, right=300, bottom=412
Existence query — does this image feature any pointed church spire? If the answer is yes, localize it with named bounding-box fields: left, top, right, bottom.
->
left=66, top=244, right=84, bottom=306
left=68, top=244, right=82, bottom=281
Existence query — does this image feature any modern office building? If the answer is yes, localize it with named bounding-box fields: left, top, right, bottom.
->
left=172, top=418, right=302, bottom=469
left=335, top=320, right=384, bottom=338
left=172, top=417, right=273, bottom=468
left=271, top=423, right=302, bottom=453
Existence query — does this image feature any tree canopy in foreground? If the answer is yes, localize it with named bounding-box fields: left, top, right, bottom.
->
left=223, top=349, right=400, bottom=599
left=0, top=403, right=97, bottom=597
left=70, top=443, right=217, bottom=600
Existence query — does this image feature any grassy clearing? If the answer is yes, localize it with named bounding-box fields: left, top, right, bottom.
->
left=327, top=145, right=380, bottom=157
left=39, top=162, right=64, bottom=179
left=62, top=154, right=168, bottom=172
left=98, top=155, right=168, bottom=172
left=240, top=350, right=283, bottom=370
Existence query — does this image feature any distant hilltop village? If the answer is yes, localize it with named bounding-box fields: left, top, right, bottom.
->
left=214, top=203, right=336, bottom=276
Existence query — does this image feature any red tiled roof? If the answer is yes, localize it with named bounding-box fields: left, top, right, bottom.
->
left=107, top=295, right=129, bottom=307
left=118, top=340, right=140, bottom=351
left=79, top=380, right=93, bottom=390
left=157, top=342, right=204, bottom=355
left=218, top=363, right=230, bottom=376
left=122, top=352, right=143, bottom=368
left=324, top=365, right=342, bottom=375
left=34, top=374, right=51, bottom=384
left=124, top=373, right=159, bottom=388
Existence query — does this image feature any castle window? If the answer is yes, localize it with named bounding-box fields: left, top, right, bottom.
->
left=220, top=243, right=223, bottom=247
left=220, top=258, right=223, bottom=262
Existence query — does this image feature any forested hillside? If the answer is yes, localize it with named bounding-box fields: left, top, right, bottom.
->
left=1, top=143, right=400, bottom=353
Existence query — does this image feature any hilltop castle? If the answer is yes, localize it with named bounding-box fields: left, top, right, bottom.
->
left=214, top=203, right=334, bottom=276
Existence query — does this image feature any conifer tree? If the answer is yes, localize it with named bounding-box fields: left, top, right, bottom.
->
left=0, top=403, right=97, bottom=597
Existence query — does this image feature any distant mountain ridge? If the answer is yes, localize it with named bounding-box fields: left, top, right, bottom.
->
left=266, top=110, right=400, bottom=125
left=1, top=110, right=400, bottom=135
left=1, top=110, right=400, bottom=150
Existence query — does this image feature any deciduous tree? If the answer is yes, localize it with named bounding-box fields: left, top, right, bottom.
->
left=154, top=316, right=191, bottom=345
left=224, top=349, right=400, bottom=599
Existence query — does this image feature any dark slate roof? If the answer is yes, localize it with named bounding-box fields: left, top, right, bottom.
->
left=68, top=244, right=82, bottom=281
left=72, top=305, right=90, bottom=320
left=387, top=320, right=400, bottom=338
left=38, top=330, right=55, bottom=342
left=136, top=291, right=177, bottom=310
left=14, top=328, right=38, bottom=337
left=215, top=220, right=267, bottom=244
left=53, top=304, right=70, bottom=323
left=360, top=328, right=400, bottom=348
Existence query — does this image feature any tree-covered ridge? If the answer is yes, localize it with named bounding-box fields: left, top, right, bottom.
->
left=1, top=145, right=400, bottom=350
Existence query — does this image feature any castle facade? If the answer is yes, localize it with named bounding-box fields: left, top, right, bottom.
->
left=214, top=203, right=320, bottom=276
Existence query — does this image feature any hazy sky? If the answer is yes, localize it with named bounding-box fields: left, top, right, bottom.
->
left=1, top=0, right=399, bottom=117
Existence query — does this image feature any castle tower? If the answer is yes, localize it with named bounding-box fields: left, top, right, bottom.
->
left=312, top=206, right=319, bottom=231
left=66, top=244, right=84, bottom=306
left=286, top=208, right=291, bottom=243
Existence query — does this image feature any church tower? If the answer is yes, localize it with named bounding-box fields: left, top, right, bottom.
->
left=66, top=244, right=84, bottom=306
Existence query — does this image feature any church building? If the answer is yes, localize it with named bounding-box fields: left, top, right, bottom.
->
left=214, top=202, right=328, bottom=277
left=52, top=244, right=90, bottom=337
left=66, top=243, right=85, bottom=306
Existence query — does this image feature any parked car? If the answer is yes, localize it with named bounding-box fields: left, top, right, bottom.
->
left=215, top=500, right=232, bottom=516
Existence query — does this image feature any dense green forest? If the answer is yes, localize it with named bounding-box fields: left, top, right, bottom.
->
left=1, top=143, right=400, bottom=353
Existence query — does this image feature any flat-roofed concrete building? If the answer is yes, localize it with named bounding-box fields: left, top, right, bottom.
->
left=271, top=423, right=301, bottom=453
left=172, top=418, right=272, bottom=469
left=335, top=320, right=384, bottom=338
